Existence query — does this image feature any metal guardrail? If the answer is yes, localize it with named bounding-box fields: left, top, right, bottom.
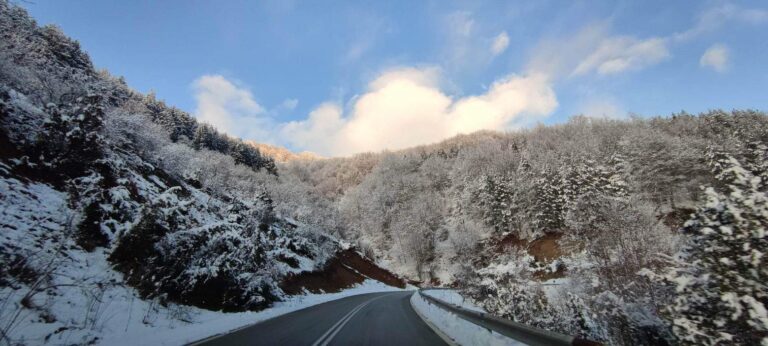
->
left=417, top=289, right=601, bottom=346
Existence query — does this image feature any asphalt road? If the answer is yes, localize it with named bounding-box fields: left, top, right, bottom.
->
left=193, top=291, right=447, bottom=346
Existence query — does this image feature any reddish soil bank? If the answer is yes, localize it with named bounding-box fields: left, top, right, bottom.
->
left=406, top=277, right=446, bottom=288
left=528, top=232, right=564, bottom=262
left=473, top=232, right=569, bottom=281
left=492, top=232, right=564, bottom=262
left=280, top=249, right=406, bottom=295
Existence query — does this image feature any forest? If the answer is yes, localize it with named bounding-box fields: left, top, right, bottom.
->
left=278, top=111, right=767, bottom=345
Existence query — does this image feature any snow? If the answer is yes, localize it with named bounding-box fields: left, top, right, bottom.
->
left=411, top=290, right=525, bottom=346
left=0, top=178, right=70, bottom=243
left=539, top=277, right=571, bottom=302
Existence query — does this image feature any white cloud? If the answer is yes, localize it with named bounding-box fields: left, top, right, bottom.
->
left=280, top=103, right=345, bottom=155
left=573, top=36, right=669, bottom=76
left=194, top=67, right=557, bottom=157
left=342, top=13, right=390, bottom=64
left=441, top=12, right=512, bottom=70
left=528, top=2, right=767, bottom=79
left=193, top=75, right=272, bottom=141
left=579, top=98, right=626, bottom=119
left=442, top=11, right=477, bottom=69
left=526, top=23, right=608, bottom=78
left=281, top=98, right=299, bottom=110
left=673, top=3, right=768, bottom=42
left=344, top=42, right=371, bottom=63
left=447, top=11, right=475, bottom=38
left=491, top=31, right=510, bottom=56
left=527, top=23, right=670, bottom=78
left=281, top=67, right=557, bottom=156
left=700, top=44, right=730, bottom=72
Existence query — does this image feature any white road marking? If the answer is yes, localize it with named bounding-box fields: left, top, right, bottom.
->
left=311, top=300, right=368, bottom=346
left=311, top=293, right=396, bottom=346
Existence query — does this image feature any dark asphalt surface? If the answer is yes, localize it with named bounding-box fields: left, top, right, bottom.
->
left=193, top=291, right=446, bottom=346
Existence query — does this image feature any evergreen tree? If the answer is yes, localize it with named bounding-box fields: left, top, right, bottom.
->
left=533, top=170, right=567, bottom=232
left=143, top=93, right=197, bottom=142
left=231, top=141, right=259, bottom=167
left=192, top=123, right=210, bottom=150
left=650, top=149, right=768, bottom=345
left=192, top=124, right=227, bottom=151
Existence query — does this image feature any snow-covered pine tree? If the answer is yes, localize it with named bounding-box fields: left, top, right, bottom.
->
left=649, top=148, right=767, bottom=345
left=192, top=123, right=227, bottom=152
left=533, top=169, right=566, bottom=232
left=230, top=141, right=275, bottom=174
left=143, top=93, right=197, bottom=142
left=478, top=174, right=513, bottom=233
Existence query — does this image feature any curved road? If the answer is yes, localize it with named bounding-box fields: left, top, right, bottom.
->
left=193, top=291, right=446, bottom=346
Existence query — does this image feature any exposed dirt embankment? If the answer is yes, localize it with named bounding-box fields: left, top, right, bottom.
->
left=493, top=232, right=565, bottom=262
left=280, top=249, right=406, bottom=295
left=477, top=232, right=570, bottom=281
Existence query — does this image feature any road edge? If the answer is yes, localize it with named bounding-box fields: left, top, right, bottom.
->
left=409, top=291, right=459, bottom=346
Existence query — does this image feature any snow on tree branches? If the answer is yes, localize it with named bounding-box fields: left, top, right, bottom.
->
left=643, top=146, right=768, bottom=345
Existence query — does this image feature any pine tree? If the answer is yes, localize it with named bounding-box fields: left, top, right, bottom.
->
left=533, top=170, right=567, bottom=232
left=193, top=123, right=228, bottom=152
left=479, top=175, right=506, bottom=232
left=143, top=93, right=197, bottom=142
left=192, top=123, right=211, bottom=150
left=650, top=149, right=768, bottom=345
left=231, top=141, right=260, bottom=168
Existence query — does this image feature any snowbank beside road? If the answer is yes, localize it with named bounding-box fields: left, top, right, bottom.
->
left=420, top=289, right=485, bottom=313
left=410, top=290, right=525, bottom=346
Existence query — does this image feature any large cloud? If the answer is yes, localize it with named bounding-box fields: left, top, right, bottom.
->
left=193, top=75, right=273, bottom=141
left=280, top=67, right=557, bottom=156
left=191, top=69, right=556, bottom=157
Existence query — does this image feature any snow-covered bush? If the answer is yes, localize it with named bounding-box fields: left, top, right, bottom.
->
left=34, top=95, right=104, bottom=180
left=109, top=187, right=277, bottom=311
left=566, top=194, right=678, bottom=292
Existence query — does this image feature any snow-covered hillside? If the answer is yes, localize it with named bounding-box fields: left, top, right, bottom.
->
left=277, top=107, right=768, bottom=344
left=0, top=2, right=405, bottom=344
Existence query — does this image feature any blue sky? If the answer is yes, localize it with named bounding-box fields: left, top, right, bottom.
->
left=22, top=0, right=768, bottom=156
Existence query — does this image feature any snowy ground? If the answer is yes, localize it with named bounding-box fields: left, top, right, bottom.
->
left=411, top=289, right=524, bottom=346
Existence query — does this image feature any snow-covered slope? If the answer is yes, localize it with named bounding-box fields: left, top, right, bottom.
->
left=0, top=2, right=404, bottom=344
